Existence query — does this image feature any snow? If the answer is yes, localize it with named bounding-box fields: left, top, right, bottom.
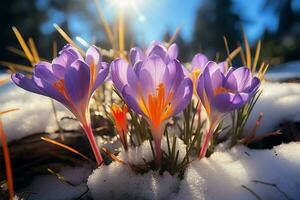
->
left=0, top=81, right=79, bottom=142
left=117, top=137, right=187, bottom=165
left=88, top=162, right=180, bottom=200
left=87, top=142, right=300, bottom=200
left=13, top=141, right=300, bottom=200
left=20, top=164, right=92, bottom=200
left=265, top=60, right=300, bottom=81
left=174, top=142, right=300, bottom=200
left=245, top=82, right=300, bottom=136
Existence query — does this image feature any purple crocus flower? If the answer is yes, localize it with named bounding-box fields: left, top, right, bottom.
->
left=184, top=53, right=227, bottom=85
left=111, top=43, right=193, bottom=166
left=196, top=64, right=260, bottom=159
left=129, top=41, right=178, bottom=66
left=12, top=44, right=109, bottom=166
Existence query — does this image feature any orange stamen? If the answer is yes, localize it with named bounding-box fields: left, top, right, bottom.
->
left=190, top=69, right=202, bottom=94
left=90, top=62, right=96, bottom=87
left=214, top=87, right=237, bottom=96
left=140, top=83, right=174, bottom=128
left=203, top=90, right=211, bottom=117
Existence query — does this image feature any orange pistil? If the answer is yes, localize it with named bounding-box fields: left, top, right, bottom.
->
left=214, top=86, right=237, bottom=96
left=111, top=104, right=128, bottom=148
left=139, top=83, right=174, bottom=129
left=89, top=61, right=99, bottom=95
left=90, top=62, right=96, bottom=88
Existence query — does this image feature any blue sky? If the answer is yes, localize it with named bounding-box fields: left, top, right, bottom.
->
left=39, top=0, right=300, bottom=46
left=100, top=0, right=278, bottom=45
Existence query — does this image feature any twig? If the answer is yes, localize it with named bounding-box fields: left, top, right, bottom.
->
left=241, top=185, right=263, bottom=200
left=251, top=180, right=293, bottom=200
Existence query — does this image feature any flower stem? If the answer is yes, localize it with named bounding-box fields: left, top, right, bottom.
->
left=83, top=123, right=103, bottom=166
left=151, top=126, right=163, bottom=167
left=198, top=124, right=214, bottom=159
left=154, top=138, right=162, bottom=167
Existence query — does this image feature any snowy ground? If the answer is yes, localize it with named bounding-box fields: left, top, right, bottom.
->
left=245, top=82, right=300, bottom=136
left=18, top=140, right=300, bottom=200
left=88, top=142, right=300, bottom=200
left=265, top=60, right=300, bottom=81
left=0, top=82, right=78, bottom=142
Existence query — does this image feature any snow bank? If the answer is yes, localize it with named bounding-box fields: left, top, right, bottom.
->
left=87, top=139, right=186, bottom=199
left=0, top=82, right=78, bottom=142
left=118, top=137, right=187, bottom=165
left=175, top=142, right=300, bottom=200
left=87, top=142, right=300, bottom=200
left=14, top=138, right=299, bottom=200
left=245, top=82, right=300, bottom=136
left=88, top=162, right=180, bottom=200
left=265, top=60, right=300, bottom=81
left=21, top=164, right=92, bottom=200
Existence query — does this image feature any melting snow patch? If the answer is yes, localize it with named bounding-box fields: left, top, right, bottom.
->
left=0, top=82, right=78, bottom=142
left=88, top=162, right=180, bottom=200
left=87, top=139, right=185, bottom=200
left=174, top=142, right=300, bottom=200
left=245, top=82, right=300, bottom=136
left=21, top=164, right=92, bottom=200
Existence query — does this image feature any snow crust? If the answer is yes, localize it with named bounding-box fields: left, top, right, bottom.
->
left=21, top=164, right=91, bottom=200
left=266, top=60, right=300, bottom=80
left=174, top=142, right=300, bottom=200
left=88, top=142, right=300, bottom=200
left=245, top=82, right=300, bottom=136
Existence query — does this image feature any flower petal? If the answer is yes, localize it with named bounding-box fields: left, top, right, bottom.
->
left=191, top=53, right=208, bottom=71
left=33, top=76, right=69, bottom=107
left=212, top=92, right=249, bottom=113
left=225, top=67, right=251, bottom=91
left=246, top=76, right=260, bottom=96
left=122, top=85, right=143, bottom=115
left=91, top=62, right=109, bottom=93
left=64, top=60, right=90, bottom=108
left=85, top=45, right=102, bottom=70
left=59, top=44, right=83, bottom=61
left=133, top=60, right=143, bottom=76
left=167, top=44, right=178, bottom=60
left=111, top=58, right=137, bottom=93
left=129, top=47, right=145, bottom=64
left=34, top=61, right=58, bottom=84
left=52, top=45, right=82, bottom=79
left=163, top=59, right=184, bottom=95
left=11, top=73, right=45, bottom=95
left=171, top=78, right=193, bottom=115
left=146, top=41, right=167, bottom=60
left=140, top=55, right=167, bottom=88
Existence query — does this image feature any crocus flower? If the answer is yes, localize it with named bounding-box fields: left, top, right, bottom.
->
left=111, top=43, right=193, bottom=166
left=196, top=64, right=260, bottom=159
left=129, top=41, right=178, bottom=66
left=184, top=53, right=227, bottom=86
left=12, top=44, right=109, bottom=166
left=111, top=103, right=128, bottom=150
